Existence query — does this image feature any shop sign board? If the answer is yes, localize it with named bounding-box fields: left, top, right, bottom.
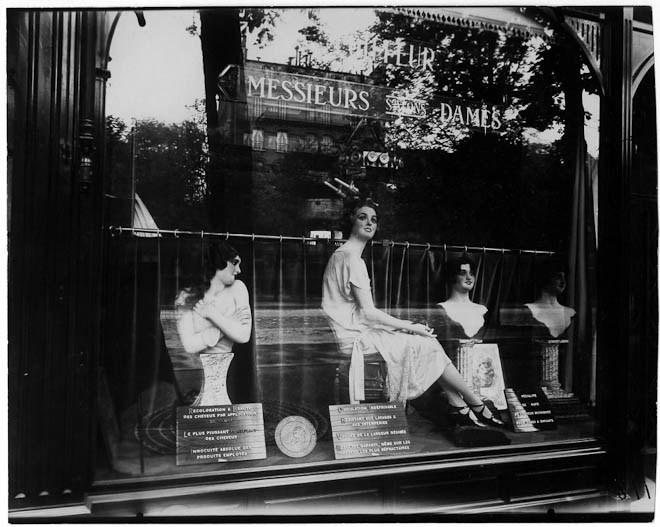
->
left=329, top=402, right=411, bottom=459
left=176, top=403, right=267, bottom=465
left=233, top=64, right=504, bottom=131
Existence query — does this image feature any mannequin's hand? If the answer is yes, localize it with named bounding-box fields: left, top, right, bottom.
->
left=193, top=300, right=211, bottom=318
left=407, top=323, right=436, bottom=338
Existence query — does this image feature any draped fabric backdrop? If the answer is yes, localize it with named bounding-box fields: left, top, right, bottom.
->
left=101, top=231, right=582, bottom=473
left=566, top=130, right=598, bottom=402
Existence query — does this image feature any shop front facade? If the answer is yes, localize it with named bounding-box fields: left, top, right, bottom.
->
left=7, top=6, right=657, bottom=520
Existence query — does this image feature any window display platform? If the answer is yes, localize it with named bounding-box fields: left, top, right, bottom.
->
left=89, top=414, right=605, bottom=517
left=94, top=412, right=599, bottom=483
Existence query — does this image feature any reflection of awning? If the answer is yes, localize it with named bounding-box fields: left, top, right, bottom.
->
left=133, top=193, right=160, bottom=237
left=395, top=7, right=548, bottom=39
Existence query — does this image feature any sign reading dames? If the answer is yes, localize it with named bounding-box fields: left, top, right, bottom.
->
left=329, top=402, right=411, bottom=459
left=176, top=403, right=266, bottom=465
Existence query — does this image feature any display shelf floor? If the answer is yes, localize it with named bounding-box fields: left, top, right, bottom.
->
left=94, top=408, right=599, bottom=483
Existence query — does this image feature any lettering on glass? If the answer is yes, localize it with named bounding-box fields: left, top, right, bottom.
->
left=233, top=64, right=505, bottom=131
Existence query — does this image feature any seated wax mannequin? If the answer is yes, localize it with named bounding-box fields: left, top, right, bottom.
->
left=524, top=258, right=575, bottom=339
left=322, top=200, right=503, bottom=428
left=436, top=255, right=488, bottom=346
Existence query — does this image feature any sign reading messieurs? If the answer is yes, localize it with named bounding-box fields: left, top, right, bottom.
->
left=247, top=74, right=371, bottom=113
left=242, top=65, right=504, bottom=131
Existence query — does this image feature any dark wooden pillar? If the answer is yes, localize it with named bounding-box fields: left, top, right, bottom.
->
left=7, top=9, right=110, bottom=511
left=597, top=7, right=641, bottom=498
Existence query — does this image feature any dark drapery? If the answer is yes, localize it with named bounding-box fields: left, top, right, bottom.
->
left=100, top=230, right=572, bottom=473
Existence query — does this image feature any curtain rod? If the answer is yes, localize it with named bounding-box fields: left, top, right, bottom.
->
left=108, top=226, right=555, bottom=256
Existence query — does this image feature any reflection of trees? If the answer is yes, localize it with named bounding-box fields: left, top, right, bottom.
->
left=105, top=112, right=210, bottom=230
left=196, top=7, right=592, bottom=250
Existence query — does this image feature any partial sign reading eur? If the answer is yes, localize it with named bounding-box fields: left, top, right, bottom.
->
left=176, top=403, right=266, bottom=465
left=329, top=402, right=410, bottom=460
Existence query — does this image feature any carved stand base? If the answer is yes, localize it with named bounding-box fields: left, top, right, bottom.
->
left=536, top=339, right=574, bottom=399
left=192, top=352, right=234, bottom=407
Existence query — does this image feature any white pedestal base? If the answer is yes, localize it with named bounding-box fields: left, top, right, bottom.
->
left=536, top=339, right=574, bottom=399
left=192, top=352, right=234, bottom=406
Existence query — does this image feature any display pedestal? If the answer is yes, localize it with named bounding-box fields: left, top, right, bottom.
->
left=535, top=339, right=573, bottom=399
left=455, top=339, right=482, bottom=397
left=192, top=352, right=234, bottom=406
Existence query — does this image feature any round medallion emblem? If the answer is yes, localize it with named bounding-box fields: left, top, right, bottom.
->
left=274, top=416, right=317, bottom=458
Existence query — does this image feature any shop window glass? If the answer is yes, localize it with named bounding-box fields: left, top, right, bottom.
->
left=305, top=134, right=319, bottom=153
left=99, top=7, right=601, bottom=483
left=252, top=129, right=264, bottom=151
left=276, top=131, right=288, bottom=152
left=265, top=132, right=277, bottom=151
left=320, top=135, right=334, bottom=154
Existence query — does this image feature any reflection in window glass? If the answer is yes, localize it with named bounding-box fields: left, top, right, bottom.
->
left=252, top=129, right=264, bottom=151
left=99, top=7, right=600, bottom=484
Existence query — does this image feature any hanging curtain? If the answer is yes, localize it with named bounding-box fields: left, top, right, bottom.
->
left=566, top=129, right=597, bottom=399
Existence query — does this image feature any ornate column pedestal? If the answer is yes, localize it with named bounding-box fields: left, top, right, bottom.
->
left=193, top=352, right=234, bottom=406
left=535, top=339, right=573, bottom=399
left=455, top=339, right=482, bottom=397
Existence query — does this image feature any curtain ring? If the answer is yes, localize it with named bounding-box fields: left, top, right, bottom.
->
left=279, top=235, right=283, bottom=243
left=426, top=242, right=431, bottom=251
left=405, top=241, right=410, bottom=249
left=118, top=226, right=123, bottom=235
left=390, top=240, right=395, bottom=248
left=156, top=228, right=161, bottom=237
left=443, top=243, right=446, bottom=253
left=174, top=228, right=179, bottom=238
left=201, top=230, right=204, bottom=239
left=251, top=233, right=256, bottom=241
left=225, top=232, right=230, bottom=240
left=464, top=245, right=468, bottom=254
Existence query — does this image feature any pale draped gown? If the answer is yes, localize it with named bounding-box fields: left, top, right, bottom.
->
left=322, top=246, right=451, bottom=403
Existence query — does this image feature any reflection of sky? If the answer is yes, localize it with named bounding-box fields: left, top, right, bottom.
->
left=105, top=7, right=600, bottom=156
left=246, top=8, right=378, bottom=70
left=106, top=10, right=204, bottom=124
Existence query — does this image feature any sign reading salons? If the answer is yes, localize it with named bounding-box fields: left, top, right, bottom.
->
left=227, top=63, right=505, bottom=132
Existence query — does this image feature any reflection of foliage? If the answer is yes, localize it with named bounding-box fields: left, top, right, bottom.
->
left=105, top=110, right=210, bottom=230
left=239, top=8, right=281, bottom=48
left=299, top=10, right=329, bottom=46
left=370, top=11, right=540, bottom=151
left=213, top=8, right=590, bottom=251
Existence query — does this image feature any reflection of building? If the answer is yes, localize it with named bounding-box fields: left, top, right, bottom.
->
left=223, top=60, right=400, bottom=236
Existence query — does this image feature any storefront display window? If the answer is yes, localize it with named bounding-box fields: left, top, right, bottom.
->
left=97, top=7, right=600, bottom=483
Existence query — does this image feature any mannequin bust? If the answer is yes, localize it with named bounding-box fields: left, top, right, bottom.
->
left=525, top=262, right=575, bottom=338
left=436, top=255, right=488, bottom=394
left=525, top=258, right=575, bottom=398
left=175, top=242, right=252, bottom=406
left=437, top=255, right=488, bottom=340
